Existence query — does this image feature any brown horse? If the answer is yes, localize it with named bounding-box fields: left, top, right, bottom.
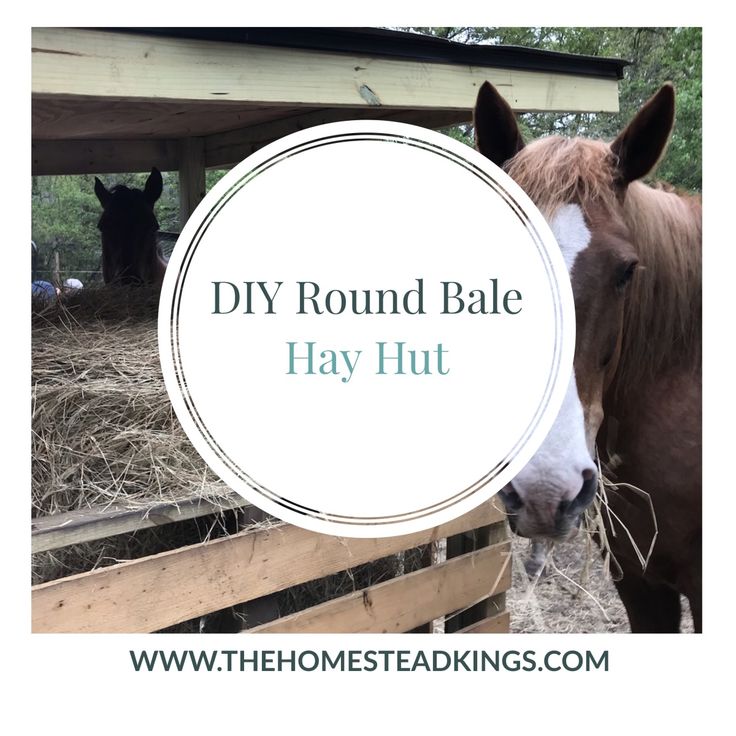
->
left=94, top=168, right=168, bottom=285
left=475, top=82, right=701, bottom=632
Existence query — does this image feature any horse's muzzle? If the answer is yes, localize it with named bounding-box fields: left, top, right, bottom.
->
left=498, top=472, right=598, bottom=540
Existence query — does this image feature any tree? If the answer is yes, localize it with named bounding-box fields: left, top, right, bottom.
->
left=404, top=27, right=702, bottom=191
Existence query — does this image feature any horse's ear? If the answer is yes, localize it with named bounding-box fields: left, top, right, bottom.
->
left=611, top=84, right=675, bottom=185
left=144, top=167, right=163, bottom=204
left=473, top=81, right=525, bottom=168
left=94, top=177, right=111, bottom=208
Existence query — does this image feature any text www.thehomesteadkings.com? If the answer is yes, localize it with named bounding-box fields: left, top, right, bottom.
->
left=129, top=648, right=609, bottom=673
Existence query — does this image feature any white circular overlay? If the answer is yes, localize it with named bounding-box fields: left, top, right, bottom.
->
left=158, top=121, right=574, bottom=538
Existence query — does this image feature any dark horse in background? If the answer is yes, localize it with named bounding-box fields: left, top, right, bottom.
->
left=475, top=82, right=701, bottom=632
left=94, top=168, right=168, bottom=285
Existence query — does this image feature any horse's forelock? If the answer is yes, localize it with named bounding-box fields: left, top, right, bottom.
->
left=505, top=137, right=619, bottom=220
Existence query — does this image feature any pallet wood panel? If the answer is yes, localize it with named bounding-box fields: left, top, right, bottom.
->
left=31, top=494, right=267, bottom=554
left=247, top=541, right=510, bottom=633
left=455, top=611, right=510, bottom=633
left=32, top=501, right=505, bottom=633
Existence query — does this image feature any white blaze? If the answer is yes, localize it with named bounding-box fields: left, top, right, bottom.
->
left=511, top=204, right=595, bottom=504
left=552, top=203, right=594, bottom=273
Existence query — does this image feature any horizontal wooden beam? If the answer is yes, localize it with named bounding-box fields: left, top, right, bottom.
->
left=31, top=493, right=258, bottom=554
left=32, top=28, right=619, bottom=114
left=32, top=138, right=179, bottom=175
left=247, top=541, right=510, bottom=634
left=32, top=500, right=506, bottom=633
left=204, top=107, right=471, bottom=168
left=31, top=108, right=470, bottom=175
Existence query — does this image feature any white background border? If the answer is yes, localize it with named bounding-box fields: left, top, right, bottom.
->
left=8, top=4, right=729, bottom=733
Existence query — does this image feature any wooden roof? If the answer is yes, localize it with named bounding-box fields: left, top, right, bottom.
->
left=32, top=28, right=625, bottom=175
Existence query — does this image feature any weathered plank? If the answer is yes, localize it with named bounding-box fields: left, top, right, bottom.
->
left=32, top=96, right=291, bottom=141
left=31, top=493, right=254, bottom=554
left=31, top=138, right=179, bottom=176
left=246, top=541, right=511, bottom=633
left=455, top=611, right=510, bottom=634
left=32, top=29, right=619, bottom=113
left=32, top=501, right=505, bottom=633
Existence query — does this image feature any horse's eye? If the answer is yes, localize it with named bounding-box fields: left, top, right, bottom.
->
left=616, top=261, right=638, bottom=292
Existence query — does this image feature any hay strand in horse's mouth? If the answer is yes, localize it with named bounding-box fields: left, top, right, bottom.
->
left=584, top=448, right=659, bottom=579
left=508, top=448, right=660, bottom=632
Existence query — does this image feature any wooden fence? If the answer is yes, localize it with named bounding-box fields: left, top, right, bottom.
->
left=32, top=496, right=511, bottom=634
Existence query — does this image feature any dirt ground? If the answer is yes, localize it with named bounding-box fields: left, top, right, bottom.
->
left=506, top=533, right=695, bottom=633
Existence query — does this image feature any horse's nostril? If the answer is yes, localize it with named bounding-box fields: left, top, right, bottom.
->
left=570, top=473, right=599, bottom=514
left=555, top=473, right=598, bottom=531
left=582, top=467, right=595, bottom=482
left=498, top=487, right=524, bottom=513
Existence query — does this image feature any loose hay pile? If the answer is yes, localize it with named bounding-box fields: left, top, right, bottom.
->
left=31, top=287, right=427, bottom=629
left=32, top=287, right=231, bottom=517
left=32, top=287, right=239, bottom=595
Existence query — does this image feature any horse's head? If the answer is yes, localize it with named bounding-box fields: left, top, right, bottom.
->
left=94, top=168, right=164, bottom=285
left=474, top=82, right=676, bottom=539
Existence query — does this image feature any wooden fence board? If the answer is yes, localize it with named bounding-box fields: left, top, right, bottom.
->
left=31, top=493, right=253, bottom=554
left=32, top=502, right=505, bottom=633
left=246, top=541, right=510, bottom=633
left=455, top=611, right=510, bottom=634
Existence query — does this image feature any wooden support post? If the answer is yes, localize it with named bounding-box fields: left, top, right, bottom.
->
left=407, top=543, right=434, bottom=633
left=444, top=513, right=508, bottom=632
left=178, top=137, right=206, bottom=229
left=52, top=251, right=60, bottom=288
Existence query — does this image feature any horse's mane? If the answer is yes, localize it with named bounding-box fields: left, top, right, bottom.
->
left=506, top=136, right=702, bottom=387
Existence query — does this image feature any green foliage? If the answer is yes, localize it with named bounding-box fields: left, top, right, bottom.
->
left=406, top=27, right=702, bottom=192
left=206, top=169, right=229, bottom=190
left=32, top=175, right=100, bottom=280
left=31, top=170, right=181, bottom=282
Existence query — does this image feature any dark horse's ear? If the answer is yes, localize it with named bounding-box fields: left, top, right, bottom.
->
left=611, top=84, right=675, bottom=185
left=473, top=81, right=525, bottom=168
left=143, top=167, right=163, bottom=205
left=94, top=177, right=111, bottom=208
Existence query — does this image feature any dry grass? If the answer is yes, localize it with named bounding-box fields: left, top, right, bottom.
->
left=31, top=288, right=428, bottom=629
left=31, top=288, right=243, bottom=595
left=507, top=532, right=694, bottom=633
left=506, top=469, right=692, bottom=633
left=508, top=533, right=628, bottom=633
left=32, top=287, right=234, bottom=519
